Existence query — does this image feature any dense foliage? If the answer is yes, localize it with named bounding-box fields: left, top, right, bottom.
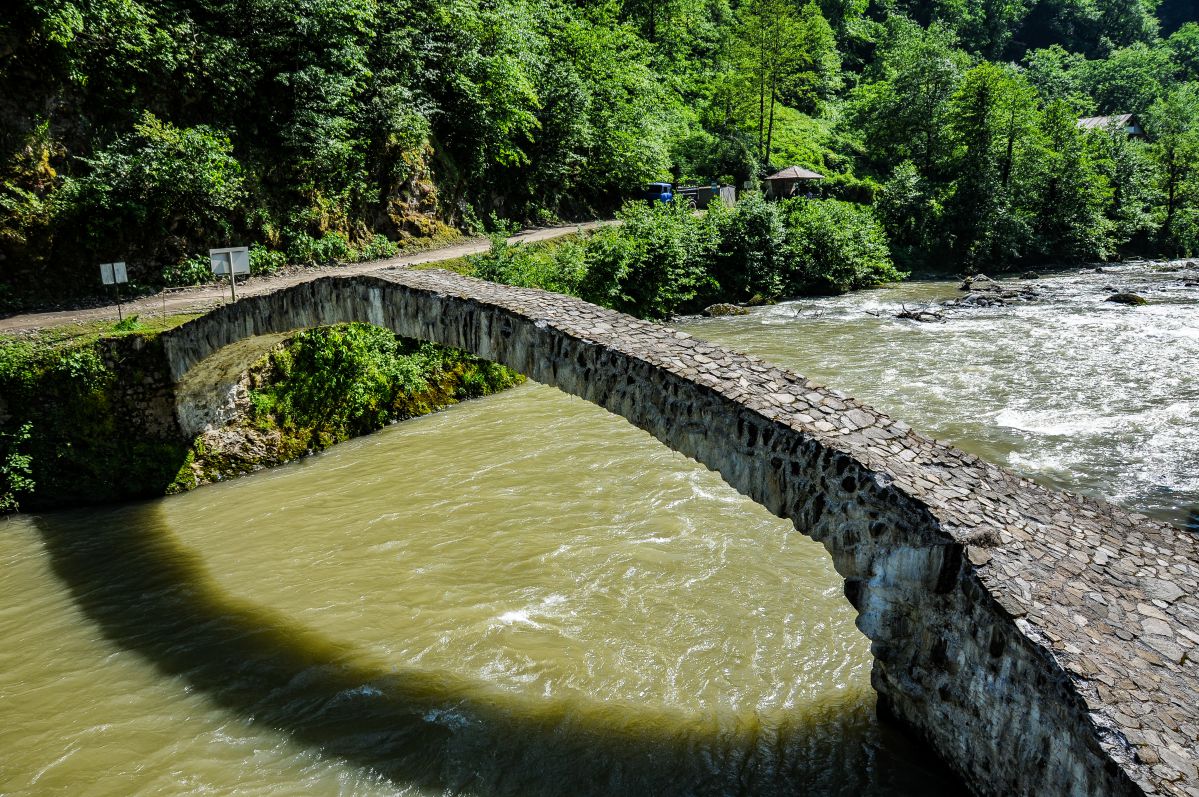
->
left=468, top=196, right=903, bottom=317
left=247, top=324, right=520, bottom=449
left=0, top=321, right=520, bottom=510
left=1, top=0, right=1196, bottom=304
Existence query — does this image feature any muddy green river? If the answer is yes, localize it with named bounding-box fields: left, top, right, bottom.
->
left=2, top=263, right=1196, bottom=796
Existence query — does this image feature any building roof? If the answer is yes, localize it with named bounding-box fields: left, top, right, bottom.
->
left=765, top=166, right=825, bottom=181
left=1077, top=114, right=1136, bottom=130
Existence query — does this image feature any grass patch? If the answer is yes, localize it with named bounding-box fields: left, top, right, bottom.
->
left=0, top=313, right=202, bottom=350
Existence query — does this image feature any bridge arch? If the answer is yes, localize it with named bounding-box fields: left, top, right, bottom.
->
left=160, top=268, right=1197, bottom=797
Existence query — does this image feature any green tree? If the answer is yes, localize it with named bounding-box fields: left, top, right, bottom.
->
left=735, top=0, right=840, bottom=165
left=1081, top=42, right=1173, bottom=116
left=780, top=198, right=903, bottom=294
left=1018, top=0, right=1161, bottom=57
left=1087, top=126, right=1159, bottom=249
left=943, top=62, right=1038, bottom=268
left=934, top=0, right=1034, bottom=58
left=876, top=160, right=946, bottom=268
left=1166, top=22, right=1199, bottom=82
left=1023, top=45, right=1093, bottom=111
left=1027, top=100, right=1113, bottom=261
left=55, top=112, right=245, bottom=268
left=848, top=18, right=968, bottom=177
left=1146, top=84, right=1199, bottom=252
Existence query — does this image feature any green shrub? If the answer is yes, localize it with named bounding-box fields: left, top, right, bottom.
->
left=0, top=422, right=34, bottom=512
left=821, top=173, right=881, bottom=203
left=249, top=244, right=287, bottom=275
left=781, top=199, right=906, bottom=294
left=0, top=283, right=19, bottom=314
left=163, top=255, right=213, bottom=287
left=710, top=193, right=787, bottom=301
left=287, top=231, right=353, bottom=265
left=112, top=314, right=142, bottom=332
left=250, top=324, right=431, bottom=437
left=579, top=200, right=719, bottom=318
left=575, top=227, right=635, bottom=309
left=354, top=233, right=399, bottom=261
left=249, top=324, right=523, bottom=447
left=51, top=347, right=109, bottom=385
left=468, top=234, right=587, bottom=296
left=56, top=113, right=246, bottom=275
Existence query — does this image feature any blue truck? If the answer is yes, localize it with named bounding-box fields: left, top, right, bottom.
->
left=641, top=182, right=673, bottom=203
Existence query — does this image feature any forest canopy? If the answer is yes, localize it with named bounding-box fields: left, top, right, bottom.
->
left=1, top=0, right=1197, bottom=303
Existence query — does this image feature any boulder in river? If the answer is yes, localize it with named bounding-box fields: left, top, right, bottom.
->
left=1020, top=271, right=1040, bottom=280
left=1105, top=293, right=1147, bottom=306
left=959, top=274, right=999, bottom=291
left=703, top=303, right=750, bottom=317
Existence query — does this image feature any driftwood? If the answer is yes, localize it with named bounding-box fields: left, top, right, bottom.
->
left=895, top=304, right=945, bottom=322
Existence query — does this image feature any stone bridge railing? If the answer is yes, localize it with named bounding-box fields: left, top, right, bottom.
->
left=159, top=267, right=1199, bottom=797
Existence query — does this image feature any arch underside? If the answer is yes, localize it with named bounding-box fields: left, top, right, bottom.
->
left=161, top=268, right=1199, bottom=797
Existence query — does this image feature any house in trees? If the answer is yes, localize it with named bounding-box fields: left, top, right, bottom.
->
left=1076, top=114, right=1147, bottom=139
left=763, top=166, right=825, bottom=199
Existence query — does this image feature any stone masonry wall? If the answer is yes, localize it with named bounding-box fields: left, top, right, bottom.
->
left=160, top=268, right=1199, bottom=797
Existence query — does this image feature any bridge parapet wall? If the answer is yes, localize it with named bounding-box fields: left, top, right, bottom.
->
left=161, top=268, right=1199, bottom=797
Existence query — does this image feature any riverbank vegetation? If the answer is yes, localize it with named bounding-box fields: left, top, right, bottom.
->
left=468, top=196, right=901, bottom=317
left=1, top=0, right=1197, bottom=307
left=0, top=321, right=520, bottom=511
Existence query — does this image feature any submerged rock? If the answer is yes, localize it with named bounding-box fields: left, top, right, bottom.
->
left=1019, top=271, right=1040, bottom=280
left=947, top=275, right=1040, bottom=308
left=1106, top=292, right=1148, bottom=306
left=703, top=303, right=750, bottom=317
left=959, top=274, right=999, bottom=291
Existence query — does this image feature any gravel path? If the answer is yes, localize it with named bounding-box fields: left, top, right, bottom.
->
left=0, top=221, right=612, bottom=334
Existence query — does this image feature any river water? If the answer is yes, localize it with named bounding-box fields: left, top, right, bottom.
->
left=686, top=263, right=1199, bottom=527
left=2, top=263, right=1196, bottom=796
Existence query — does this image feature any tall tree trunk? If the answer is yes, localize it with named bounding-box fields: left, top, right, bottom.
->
left=765, top=79, right=777, bottom=167
left=1166, top=147, right=1178, bottom=232
left=1001, top=105, right=1017, bottom=189
left=758, top=63, right=766, bottom=162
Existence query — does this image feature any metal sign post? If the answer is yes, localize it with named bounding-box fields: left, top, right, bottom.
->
left=209, top=247, right=250, bottom=302
left=99, top=261, right=129, bottom=321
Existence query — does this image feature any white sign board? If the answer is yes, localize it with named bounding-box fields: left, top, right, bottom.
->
left=209, top=247, right=250, bottom=277
left=99, top=262, right=128, bottom=285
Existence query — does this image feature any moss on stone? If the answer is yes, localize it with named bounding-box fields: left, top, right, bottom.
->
left=0, top=322, right=521, bottom=511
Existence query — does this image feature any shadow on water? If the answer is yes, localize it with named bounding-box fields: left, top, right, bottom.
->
left=32, top=502, right=966, bottom=797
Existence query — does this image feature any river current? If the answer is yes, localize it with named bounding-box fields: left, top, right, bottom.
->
left=2, top=263, right=1196, bottom=796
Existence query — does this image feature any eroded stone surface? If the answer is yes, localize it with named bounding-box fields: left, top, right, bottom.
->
left=161, top=269, right=1199, bottom=797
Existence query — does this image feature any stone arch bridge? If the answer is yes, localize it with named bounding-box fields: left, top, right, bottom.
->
left=159, top=267, right=1198, bottom=797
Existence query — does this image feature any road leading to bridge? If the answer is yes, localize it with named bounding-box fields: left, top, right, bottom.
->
left=0, top=220, right=613, bottom=335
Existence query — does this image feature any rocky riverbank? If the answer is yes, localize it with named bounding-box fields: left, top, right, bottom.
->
left=891, top=258, right=1199, bottom=321
left=0, top=324, right=521, bottom=511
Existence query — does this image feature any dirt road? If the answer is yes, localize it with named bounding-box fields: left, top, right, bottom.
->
left=0, top=221, right=612, bottom=334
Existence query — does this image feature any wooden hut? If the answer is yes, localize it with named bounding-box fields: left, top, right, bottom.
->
left=763, top=166, right=825, bottom=198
